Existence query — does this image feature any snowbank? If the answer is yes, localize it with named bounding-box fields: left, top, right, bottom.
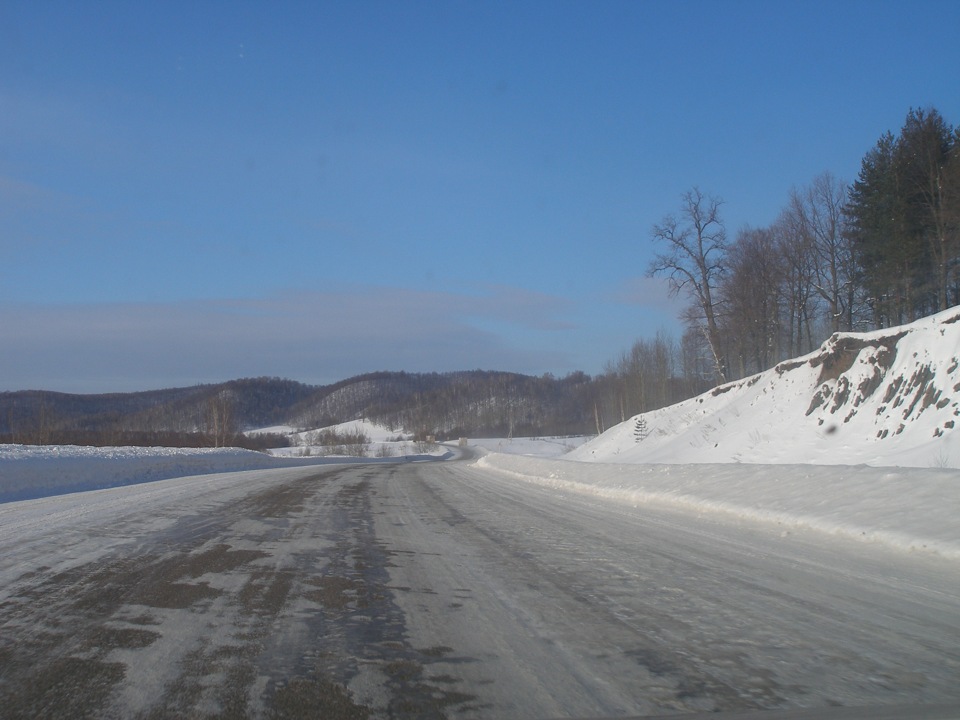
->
left=569, top=307, right=960, bottom=468
left=478, top=453, right=960, bottom=559
left=468, top=436, right=589, bottom=458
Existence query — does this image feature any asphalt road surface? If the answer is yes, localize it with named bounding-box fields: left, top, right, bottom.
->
left=1, top=455, right=959, bottom=719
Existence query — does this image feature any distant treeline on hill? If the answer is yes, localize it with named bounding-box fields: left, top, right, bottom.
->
left=0, top=429, right=290, bottom=451
left=0, top=365, right=712, bottom=448
left=7, top=308, right=957, bottom=450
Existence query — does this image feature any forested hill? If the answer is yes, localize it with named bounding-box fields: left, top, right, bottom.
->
left=0, top=371, right=596, bottom=446
left=287, top=370, right=594, bottom=438
left=0, top=377, right=316, bottom=448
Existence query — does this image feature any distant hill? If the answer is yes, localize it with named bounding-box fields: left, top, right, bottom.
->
left=569, top=308, right=960, bottom=468
left=289, top=370, right=593, bottom=439
left=0, top=377, right=316, bottom=449
left=0, top=371, right=595, bottom=447
left=14, top=309, right=959, bottom=459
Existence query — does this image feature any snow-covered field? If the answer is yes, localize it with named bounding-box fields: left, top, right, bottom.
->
left=259, top=419, right=427, bottom=460
left=0, top=444, right=347, bottom=503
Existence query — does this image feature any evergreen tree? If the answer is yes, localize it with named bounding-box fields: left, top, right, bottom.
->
left=846, top=108, right=958, bottom=325
left=895, top=108, right=956, bottom=312
left=847, top=131, right=917, bottom=325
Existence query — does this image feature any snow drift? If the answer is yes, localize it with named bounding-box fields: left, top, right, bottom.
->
left=569, top=307, right=960, bottom=468
left=478, top=453, right=960, bottom=558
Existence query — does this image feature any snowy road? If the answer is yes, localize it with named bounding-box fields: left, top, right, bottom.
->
left=1, top=458, right=959, bottom=718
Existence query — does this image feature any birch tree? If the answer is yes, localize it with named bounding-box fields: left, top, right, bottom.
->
left=648, top=188, right=729, bottom=383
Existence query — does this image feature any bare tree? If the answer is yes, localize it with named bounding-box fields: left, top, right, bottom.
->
left=785, top=173, right=856, bottom=332
left=946, top=129, right=960, bottom=306
left=204, top=390, right=236, bottom=448
left=648, top=188, right=729, bottom=383
left=721, top=227, right=783, bottom=377
left=774, top=207, right=820, bottom=356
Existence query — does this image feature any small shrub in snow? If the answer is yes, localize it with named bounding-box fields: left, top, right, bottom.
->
left=633, top=417, right=649, bottom=443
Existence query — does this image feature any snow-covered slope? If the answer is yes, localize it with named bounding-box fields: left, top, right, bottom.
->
left=249, top=419, right=405, bottom=443
left=569, top=308, right=960, bottom=468
left=252, top=420, right=439, bottom=460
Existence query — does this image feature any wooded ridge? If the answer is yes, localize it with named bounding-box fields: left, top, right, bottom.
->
left=0, top=371, right=599, bottom=447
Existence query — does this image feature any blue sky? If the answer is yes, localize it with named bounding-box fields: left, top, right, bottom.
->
left=2, top=0, right=959, bottom=393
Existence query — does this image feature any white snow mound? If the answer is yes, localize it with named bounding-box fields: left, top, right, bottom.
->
left=569, top=308, right=960, bottom=468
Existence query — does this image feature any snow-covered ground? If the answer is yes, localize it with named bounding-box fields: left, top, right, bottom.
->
left=260, top=419, right=424, bottom=460
left=250, top=419, right=408, bottom=445
left=477, top=453, right=960, bottom=559
left=468, top=436, right=590, bottom=457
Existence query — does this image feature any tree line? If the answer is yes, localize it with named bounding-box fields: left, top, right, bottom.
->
left=0, top=372, right=598, bottom=445
left=643, top=106, right=959, bottom=390
left=289, top=370, right=595, bottom=440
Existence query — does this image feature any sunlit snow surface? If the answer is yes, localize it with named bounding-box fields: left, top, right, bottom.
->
left=478, top=454, right=960, bottom=559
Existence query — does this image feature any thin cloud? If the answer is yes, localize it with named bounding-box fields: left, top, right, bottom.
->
left=0, top=285, right=578, bottom=393
left=612, top=276, right=687, bottom=313
left=463, top=284, right=577, bottom=331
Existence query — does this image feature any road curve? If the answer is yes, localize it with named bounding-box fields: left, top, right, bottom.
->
left=1, top=457, right=958, bottom=718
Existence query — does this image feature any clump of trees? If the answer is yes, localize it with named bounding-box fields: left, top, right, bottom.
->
left=291, top=370, right=595, bottom=440
left=848, top=108, right=960, bottom=325
left=0, top=383, right=293, bottom=450
left=644, top=106, right=959, bottom=389
left=302, top=427, right=371, bottom=457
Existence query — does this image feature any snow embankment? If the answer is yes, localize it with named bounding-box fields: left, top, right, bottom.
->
left=568, top=307, right=960, bottom=468
left=478, top=453, right=960, bottom=559
left=468, top=436, right=590, bottom=457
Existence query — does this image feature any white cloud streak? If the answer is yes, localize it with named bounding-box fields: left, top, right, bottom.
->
left=0, top=285, right=579, bottom=393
